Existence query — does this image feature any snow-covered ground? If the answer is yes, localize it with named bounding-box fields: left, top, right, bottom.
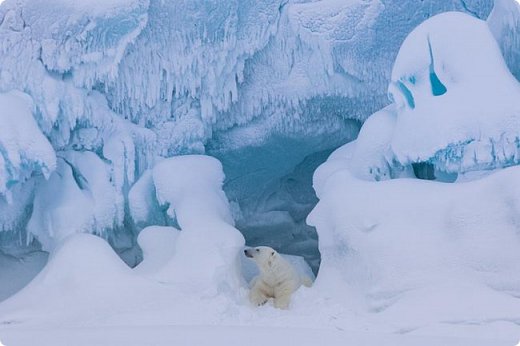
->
left=1, top=326, right=514, bottom=346
left=1, top=1, right=520, bottom=345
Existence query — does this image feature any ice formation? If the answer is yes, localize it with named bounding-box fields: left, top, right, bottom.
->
left=0, top=91, right=55, bottom=198
left=0, top=0, right=495, bottom=259
left=388, top=12, right=520, bottom=174
left=0, top=2, right=519, bottom=343
left=305, top=9, right=520, bottom=336
left=131, top=155, right=245, bottom=291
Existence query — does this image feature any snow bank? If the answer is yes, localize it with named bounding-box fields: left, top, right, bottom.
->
left=309, top=153, right=520, bottom=332
left=389, top=12, right=520, bottom=173
left=0, top=234, right=162, bottom=323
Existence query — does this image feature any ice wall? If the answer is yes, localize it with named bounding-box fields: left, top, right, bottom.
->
left=0, top=0, right=495, bottom=257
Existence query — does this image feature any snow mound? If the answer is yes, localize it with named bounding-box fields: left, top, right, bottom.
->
left=0, top=234, right=160, bottom=323
left=129, top=155, right=245, bottom=293
left=389, top=12, right=520, bottom=173
left=309, top=145, right=520, bottom=334
left=134, top=226, right=179, bottom=276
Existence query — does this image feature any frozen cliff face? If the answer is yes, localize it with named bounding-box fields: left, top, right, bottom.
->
left=0, top=0, right=496, bottom=266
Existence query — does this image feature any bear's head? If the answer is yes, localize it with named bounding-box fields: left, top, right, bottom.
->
left=244, top=246, right=278, bottom=270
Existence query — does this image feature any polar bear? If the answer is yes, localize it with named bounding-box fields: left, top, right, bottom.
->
left=244, top=246, right=313, bottom=309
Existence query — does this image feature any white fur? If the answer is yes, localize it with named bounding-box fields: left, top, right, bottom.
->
left=245, top=246, right=312, bottom=309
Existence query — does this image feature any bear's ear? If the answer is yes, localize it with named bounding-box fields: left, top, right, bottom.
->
left=271, top=251, right=275, bottom=256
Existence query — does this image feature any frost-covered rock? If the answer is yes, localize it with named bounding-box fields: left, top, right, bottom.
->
left=388, top=12, right=520, bottom=174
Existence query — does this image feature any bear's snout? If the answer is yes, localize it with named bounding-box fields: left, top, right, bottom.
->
left=244, top=248, right=253, bottom=258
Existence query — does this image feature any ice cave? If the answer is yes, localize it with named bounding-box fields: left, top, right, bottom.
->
left=0, top=0, right=520, bottom=344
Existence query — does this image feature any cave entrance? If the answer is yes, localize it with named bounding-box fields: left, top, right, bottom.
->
left=208, top=130, right=358, bottom=276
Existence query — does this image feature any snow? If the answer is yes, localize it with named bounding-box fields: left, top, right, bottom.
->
left=1, top=232, right=517, bottom=346
left=308, top=149, right=520, bottom=340
left=0, top=325, right=513, bottom=346
left=134, top=226, right=179, bottom=276
left=150, top=156, right=245, bottom=292
left=388, top=12, right=520, bottom=173
left=1, top=1, right=520, bottom=345
left=27, top=151, right=120, bottom=251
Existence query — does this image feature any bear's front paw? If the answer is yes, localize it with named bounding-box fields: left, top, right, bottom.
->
left=250, top=291, right=269, bottom=307
left=250, top=295, right=268, bottom=307
left=257, top=299, right=268, bottom=306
